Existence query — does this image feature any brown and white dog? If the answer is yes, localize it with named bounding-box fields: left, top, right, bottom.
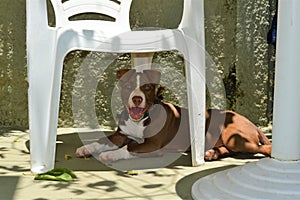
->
left=75, top=69, right=272, bottom=162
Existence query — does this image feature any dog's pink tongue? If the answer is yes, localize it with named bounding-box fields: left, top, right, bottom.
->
left=129, top=107, right=144, bottom=120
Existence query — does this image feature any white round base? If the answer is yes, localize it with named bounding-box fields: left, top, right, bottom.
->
left=192, top=157, right=300, bottom=199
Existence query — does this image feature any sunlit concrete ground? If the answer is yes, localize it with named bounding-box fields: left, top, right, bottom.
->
left=0, top=128, right=267, bottom=200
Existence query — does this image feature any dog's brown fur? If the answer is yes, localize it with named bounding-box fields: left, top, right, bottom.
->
left=204, top=109, right=271, bottom=160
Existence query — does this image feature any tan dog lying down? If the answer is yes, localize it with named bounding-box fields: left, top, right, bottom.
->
left=76, top=69, right=272, bottom=162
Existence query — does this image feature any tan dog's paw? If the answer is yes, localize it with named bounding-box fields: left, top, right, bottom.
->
left=98, top=147, right=136, bottom=162
left=98, top=151, right=118, bottom=162
left=75, top=146, right=92, bottom=157
left=75, top=142, right=102, bottom=157
left=204, top=149, right=219, bottom=161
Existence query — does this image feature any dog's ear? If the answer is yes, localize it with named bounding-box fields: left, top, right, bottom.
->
left=143, top=70, right=161, bottom=84
left=116, top=69, right=131, bottom=79
left=156, top=85, right=165, bottom=100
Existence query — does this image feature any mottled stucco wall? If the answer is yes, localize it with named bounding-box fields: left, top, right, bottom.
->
left=0, top=1, right=27, bottom=128
left=0, top=0, right=276, bottom=128
left=235, top=0, right=276, bottom=125
left=204, top=0, right=276, bottom=125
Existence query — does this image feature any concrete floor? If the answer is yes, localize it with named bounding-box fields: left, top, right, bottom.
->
left=0, top=128, right=264, bottom=200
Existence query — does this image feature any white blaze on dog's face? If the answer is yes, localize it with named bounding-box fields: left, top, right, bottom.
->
left=117, top=69, right=161, bottom=121
left=128, top=74, right=145, bottom=111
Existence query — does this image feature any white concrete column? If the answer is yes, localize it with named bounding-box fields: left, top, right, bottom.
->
left=272, top=0, right=300, bottom=160
left=192, top=1, right=300, bottom=199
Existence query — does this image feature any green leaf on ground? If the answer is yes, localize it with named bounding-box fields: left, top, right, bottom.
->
left=34, top=168, right=77, bottom=182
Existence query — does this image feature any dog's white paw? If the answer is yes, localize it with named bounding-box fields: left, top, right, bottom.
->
left=75, top=142, right=101, bottom=157
left=98, top=146, right=136, bottom=162
left=76, top=142, right=120, bottom=158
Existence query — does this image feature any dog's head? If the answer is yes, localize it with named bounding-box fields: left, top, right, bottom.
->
left=117, top=69, right=161, bottom=122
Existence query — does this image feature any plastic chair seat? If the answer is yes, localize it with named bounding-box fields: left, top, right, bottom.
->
left=57, top=28, right=186, bottom=53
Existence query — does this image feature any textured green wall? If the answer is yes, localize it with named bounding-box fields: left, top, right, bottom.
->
left=0, top=0, right=276, bottom=128
left=204, top=0, right=276, bottom=125
left=235, top=0, right=276, bottom=125
left=0, top=0, right=27, bottom=128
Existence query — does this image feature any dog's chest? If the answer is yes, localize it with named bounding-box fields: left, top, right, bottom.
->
left=119, top=117, right=148, bottom=144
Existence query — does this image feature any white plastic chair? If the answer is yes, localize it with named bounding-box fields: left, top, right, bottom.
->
left=26, top=0, right=205, bottom=173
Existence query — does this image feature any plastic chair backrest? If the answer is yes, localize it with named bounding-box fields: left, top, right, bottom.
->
left=49, top=0, right=132, bottom=28
left=48, top=0, right=203, bottom=34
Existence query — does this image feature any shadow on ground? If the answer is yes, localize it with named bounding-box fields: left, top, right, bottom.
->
left=0, top=176, right=20, bottom=200
left=175, top=165, right=237, bottom=199
left=41, top=131, right=194, bottom=172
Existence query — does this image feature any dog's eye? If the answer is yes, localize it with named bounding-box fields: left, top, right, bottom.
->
left=124, top=84, right=133, bottom=90
left=141, top=84, right=153, bottom=91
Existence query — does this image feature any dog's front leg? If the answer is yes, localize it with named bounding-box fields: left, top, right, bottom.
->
left=98, top=140, right=163, bottom=162
left=98, top=146, right=137, bottom=162
left=127, top=139, right=162, bottom=154
left=75, top=131, right=129, bottom=157
left=75, top=141, right=119, bottom=158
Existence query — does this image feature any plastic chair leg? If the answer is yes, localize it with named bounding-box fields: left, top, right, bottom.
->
left=28, top=39, right=64, bottom=174
left=184, top=40, right=206, bottom=166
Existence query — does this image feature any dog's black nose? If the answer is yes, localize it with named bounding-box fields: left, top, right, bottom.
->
left=132, top=96, right=143, bottom=106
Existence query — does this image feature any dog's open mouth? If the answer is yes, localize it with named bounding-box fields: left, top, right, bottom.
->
left=128, top=107, right=148, bottom=121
